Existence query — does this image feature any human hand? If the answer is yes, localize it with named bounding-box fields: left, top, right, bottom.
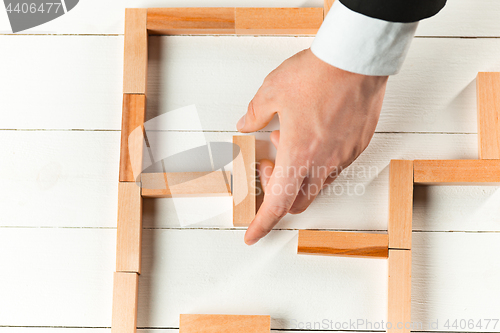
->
left=237, top=48, right=388, bottom=245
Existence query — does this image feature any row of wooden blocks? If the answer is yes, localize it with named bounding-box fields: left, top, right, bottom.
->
left=121, top=2, right=339, bottom=95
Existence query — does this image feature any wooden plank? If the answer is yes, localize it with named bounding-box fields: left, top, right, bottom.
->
left=147, top=8, right=235, bottom=35
left=112, top=272, right=139, bottom=333
left=4, top=131, right=500, bottom=231
left=388, top=160, right=413, bottom=250
left=235, top=8, right=323, bottom=35
left=1, top=0, right=499, bottom=36
left=297, top=230, right=388, bottom=259
left=414, top=159, right=500, bottom=184
left=141, top=171, right=231, bottom=198
left=3, top=228, right=500, bottom=327
left=477, top=72, right=500, bottom=159
left=180, top=314, right=270, bottom=333
left=119, top=94, right=146, bottom=182
left=5, top=37, right=500, bottom=132
left=388, top=250, right=411, bottom=333
left=324, top=0, right=335, bottom=18
left=116, top=182, right=143, bottom=274
left=233, top=135, right=256, bottom=227
left=123, top=8, right=148, bottom=94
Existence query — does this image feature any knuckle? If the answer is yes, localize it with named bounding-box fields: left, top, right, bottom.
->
left=267, top=204, right=289, bottom=220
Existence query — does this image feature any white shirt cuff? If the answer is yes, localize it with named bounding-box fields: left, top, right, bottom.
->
left=311, top=0, right=419, bottom=76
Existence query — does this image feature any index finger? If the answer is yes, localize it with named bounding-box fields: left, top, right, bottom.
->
left=244, top=148, right=306, bottom=245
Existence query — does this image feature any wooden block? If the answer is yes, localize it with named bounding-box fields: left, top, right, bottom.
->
left=147, top=8, right=235, bottom=35
left=235, top=8, right=323, bottom=35
left=116, top=182, right=143, bottom=274
left=388, top=160, right=413, bottom=250
left=233, top=136, right=256, bottom=227
left=112, top=272, right=139, bottom=333
left=180, top=314, right=270, bottom=333
left=123, top=8, right=148, bottom=94
left=324, top=0, right=335, bottom=18
left=477, top=72, right=500, bottom=159
left=388, top=250, right=411, bottom=333
left=297, top=230, right=388, bottom=258
left=141, top=171, right=231, bottom=198
left=413, top=159, right=500, bottom=185
left=119, top=94, right=146, bottom=182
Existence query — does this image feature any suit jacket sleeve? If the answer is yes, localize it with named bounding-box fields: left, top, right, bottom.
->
left=310, top=0, right=446, bottom=76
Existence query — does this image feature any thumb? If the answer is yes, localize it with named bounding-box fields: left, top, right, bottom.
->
left=237, top=99, right=276, bottom=133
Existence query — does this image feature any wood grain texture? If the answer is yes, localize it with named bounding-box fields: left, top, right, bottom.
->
left=388, top=160, right=413, bottom=250
left=123, top=9, right=148, bottom=94
left=179, top=314, right=270, bottom=333
left=477, top=72, right=500, bottom=159
left=324, top=0, right=335, bottom=18
left=3, top=131, right=499, bottom=231
left=112, top=272, right=139, bottom=333
left=120, top=94, right=146, bottom=182
left=233, top=136, right=256, bottom=227
left=1, top=0, right=500, bottom=36
left=141, top=171, right=231, bottom=198
left=297, top=230, right=388, bottom=258
left=235, top=8, right=323, bottom=35
left=388, top=250, right=411, bottom=333
left=6, top=37, right=500, bottom=131
left=116, top=182, right=143, bottom=274
left=3, top=229, right=500, bottom=328
left=414, top=159, right=500, bottom=184
left=147, top=8, right=235, bottom=35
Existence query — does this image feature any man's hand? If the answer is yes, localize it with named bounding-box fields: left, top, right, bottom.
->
left=237, top=48, right=388, bottom=245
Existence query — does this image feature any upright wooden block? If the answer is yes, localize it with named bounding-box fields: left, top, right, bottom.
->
left=388, top=160, right=413, bottom=250
left=180, top=314, right=270, bottom=333
left=324, top=0, right=335, bottom=18
left=297, top=230, right=388, bottom=259
left=477, top=72, right=500, bottom=159
left=116, top=182, right=143, bottom=274
left=147, top=8, right=235, bottom=35
left=112, top=272, right=139, bottom=333
left=413, top=159, right=500, bottom=185
left=120, top=94, right=146, bottom=182
left=123, top=8, right=148, bottom=94
left=233, top=136, right=256, bottom=227
left=141, top=171, right=232, bottom=198
left=388, top=250, right=411, bottom=333
left=235, top=8, right=323, bottom=35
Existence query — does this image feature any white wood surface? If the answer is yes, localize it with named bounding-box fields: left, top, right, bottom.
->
left=1, top=0, right=500, bottom=331
left=1, top=0, right=500, bottom=36
left=2, top=36, right=500, bottom=132
left=1, top=229, right=499, bottom=331
left=2, top=130, right=499, bottom=231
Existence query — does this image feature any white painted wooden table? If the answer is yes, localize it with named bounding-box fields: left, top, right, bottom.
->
left=1, top=0, right=500, bottom=332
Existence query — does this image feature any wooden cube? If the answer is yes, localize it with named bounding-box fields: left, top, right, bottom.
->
left=233, top=136, right=256, bottom=227
left=297, top=230, right=389, bottom=259
left=112, top=272, right=139, bottom=333
left=388, top=250, right=411, bottom=333
left=180, top=314, right=270, bottom=333
left=388, top=160, right=413, bottom=250
left=123, top=9, right=148, bottom=94
left=477, top=72, right=500, bottom=159
left=116, top=182, right=143, bottom=274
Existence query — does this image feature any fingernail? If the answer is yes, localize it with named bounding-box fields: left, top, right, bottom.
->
left=237, top=115, right=246, bottom=131
left=245, top=237, right=259, bottom=246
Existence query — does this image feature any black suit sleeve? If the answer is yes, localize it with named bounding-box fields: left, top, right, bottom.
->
left=339, top=0, right=447, bottom=23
